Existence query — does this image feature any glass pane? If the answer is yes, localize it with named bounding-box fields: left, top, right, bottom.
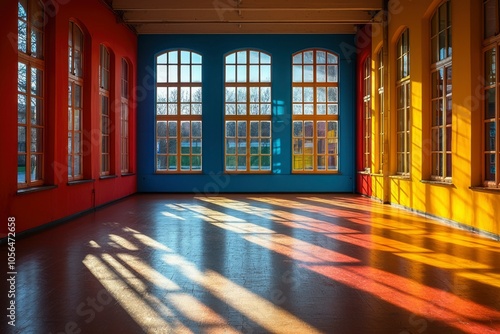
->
left=18, top=126, right=26, bottom=152
left=237, top=87, right=247, bottom=102
left=157, top=121, right=167, bottom=137
left=293, top=65, right=302, bottom=82
left=485, top=88, right=496, bottom=119
left=180, top=65, right=190, bottom=82
left=181, top=139, right=190, bottom=154
left=157, top=65, right=167, bottom=82
left=304, top=87, right=313, bottom=102
left=304, top=51, right=313, bottom=64
left=226, top=121, right=236, bottom=137
left=156, top=139, right=167, bottom=154
left=18, top=62, right=27, bottom=93
left=168, top=65, right=178, bottom=82
left=18, top=154, right=26, bottom=183
left=168, top=104, right=178, bottom=115
left=226, top=138, right=236, bottom=154
left=261, top=139, right=271, bottom=154
left=250, top=65, right=259, bottom=82
left=317, top=65, right=326, bottom=82
left=31, top=67, right=43, bottom=96
left=261, top=87, right=271, bottom=102
left=31, top=97, right=43, bottom=125
left=293, top=122, right=303, bottom=137
left=237, top=51, right=247, bottom=63
left=293, top=53, right=302, bottom=64
left=192, top=65, right=202, bottom=82
left=293, top=104, right=302, bottom=115
left=192, top=121, right=202, bottom=137
left=157, top=53, right=167, bottom=64
left=31, top=154, right=42, bottom=181
left=261, top=122, right=271, bottom=137
left=180, top=51, right=191, bottom=64
left=226, top=65, right=236, bottom=82
left=226, top=53, right=236, bottom=64
left=250, top=121, right=259, bottom=137
left=157, top=156, right=167, bottom=170
left=327, top=65, right=338, bottom=82
left=485, top=48, right=496, bottom=86
left=261, top=53, right=271, bottom=64
left=304, top=121, right=313, bottom=137
left=328, top=87, right=338, bottom=102
left=237, top=139, right=246, bottom=154
left=180, top=121, right=190, bottom=137
left=327, top=53, right=338, bottom=64
left=485, top=122, right=496, bottom=151
left=168, top=121, right=177, bottom=136
left=237, top=65, right=247, bottom=82
left=250, top=139, right=259, bottom=155
left=485, top=153, right=496, bottom=181
left=237, top=156, right=246, bottom=170
left=249, top=51, right=259, bottom=64
left=18, top=95, right=27, bottom=123
left=168, top=139, right=177, bottom=154
left=261, top=65, right=271, bottom=82
left=304, top=66, right=314, bottom=82
left=238, top=121, right=247, bottom=137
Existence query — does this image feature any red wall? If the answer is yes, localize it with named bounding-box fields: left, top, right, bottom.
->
left=355, top=25, right=372, bottom=196
left=0, top=0, right=137, bottom=235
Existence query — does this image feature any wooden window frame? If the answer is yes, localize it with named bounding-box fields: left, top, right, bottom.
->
left=224, top=49, right=272, bottom=173
left=99, top=44, right=111, bottom=176
left=377, top=48, right=385, bottom=175
left=430, top=0, right=452, bottom=182
left=68, top=21, right=84, bottom=181
left=396, top=29, right=411, bottom=176
left=292, top=49, right=339, bottom=174
left=362, top=56, right=371, bottom=173
left=155, top=50, right=203, bottom=173
left=17, top=0, right=45, bottom=189
left=121, top=58, right=130, bottom=174
left=482, top=1, right=500, bottom=188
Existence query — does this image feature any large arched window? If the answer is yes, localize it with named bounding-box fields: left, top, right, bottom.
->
left=156, top=50, right=202, bottom=172
left=396, top=29, right=410, bottom=175
left=17, top=0, right=45, bottom=188
left=224, top=50, right=272, bottom=172
left=292, top=49, right=339, bottom=173
left=430, top=0, right=452, bottom=181
left=68, top=21, right=84, bottom=180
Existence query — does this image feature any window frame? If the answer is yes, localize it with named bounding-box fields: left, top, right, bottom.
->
left=155, top=49, right=203, bottom=173
left=224, top=49, right=272, bottom=173
left=17, top=0, right=45, bottom=189
left=68, top=21, right=84, bottom=181
left=482, top=0, right=500, bottom=188
left=99, top=44, right=111, bottom=176
left=121, top=58, right=130, bottom=174
left=291, top=49, right=340, bottom=174
left=377, top=48, right=385, bottom=175
left=430, top=0, right=452, bottom=182
left=396, top=29, right=411, bottom=176
left=362, top=56, right=372, bottom=173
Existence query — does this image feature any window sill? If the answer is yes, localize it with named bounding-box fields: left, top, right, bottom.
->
left=121, top=173, right=136, bottom=177
left=371, top=173, right=384, bottom=177
left=469, top=186, right=500, bottom=193
left=389, top=175, right=411, bottom=180
left=99, top=174, right=118, bottom=180
left=17, top=185, right=58, bottom=195
left=68, top=179, right=95, bottom=186
left=357, top=171, right=371, bottom=175
left=420, top=179, right=455, bottom=187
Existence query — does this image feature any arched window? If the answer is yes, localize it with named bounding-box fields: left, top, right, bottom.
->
left=292, top=49, right=339, bottom=173
left=224, top=50, right=272, bottom=172
left=396, top=29, right=410, bottom=175
left=430, top=0, right=452, bottom=181
left=68, top=21, right=84, bottom=180
left=17, top=0, right=45, bottom=188
left=100, top=44, right=111, bottom=175
left=156, top=50, right=202, bottom=172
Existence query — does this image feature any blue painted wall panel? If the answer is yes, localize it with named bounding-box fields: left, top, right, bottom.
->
left=137, top=34, right=356, bottom=193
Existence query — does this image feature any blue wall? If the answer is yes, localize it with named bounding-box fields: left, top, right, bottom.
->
left=137, top=34, right=356, bottom=193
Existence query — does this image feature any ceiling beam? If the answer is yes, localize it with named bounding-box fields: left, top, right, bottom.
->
left=122, top=9, right=373, bottom=23
left=112, top=0, right=383, bottom=11
left=133, top=22, right=359, bottom=34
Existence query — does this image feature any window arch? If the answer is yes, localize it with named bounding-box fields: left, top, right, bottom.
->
left=68, top=21, right=84, bottom=180
left=430, top=0, right=452, bottom=181
left=292, top=49, right=339, bottom=173
left=17, top=0, right=45, bottom=188
left=156, top=50, right=202, bottom=172
left=396, top=28, right=410, bottom=175
left=224, top=49, right=272, bottom=173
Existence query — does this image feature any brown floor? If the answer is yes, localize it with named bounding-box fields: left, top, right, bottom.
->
left=2, top=193, right=500, bottom=334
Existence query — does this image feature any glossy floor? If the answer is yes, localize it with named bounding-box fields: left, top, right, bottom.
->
left=2, top=194, right=500, bottom=333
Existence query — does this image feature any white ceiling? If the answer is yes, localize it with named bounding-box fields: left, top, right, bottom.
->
left=108, top=0, right=383, bottom=34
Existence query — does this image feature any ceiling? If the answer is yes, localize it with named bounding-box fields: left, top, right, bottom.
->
left=107, top=0, right=383, bottom=34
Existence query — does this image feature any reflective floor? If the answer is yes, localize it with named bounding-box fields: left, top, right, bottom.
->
left=2, top=194, right=500, bottom=333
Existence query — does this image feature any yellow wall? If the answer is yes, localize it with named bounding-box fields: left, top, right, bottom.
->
left=367, top=0, right=499, bottom=237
